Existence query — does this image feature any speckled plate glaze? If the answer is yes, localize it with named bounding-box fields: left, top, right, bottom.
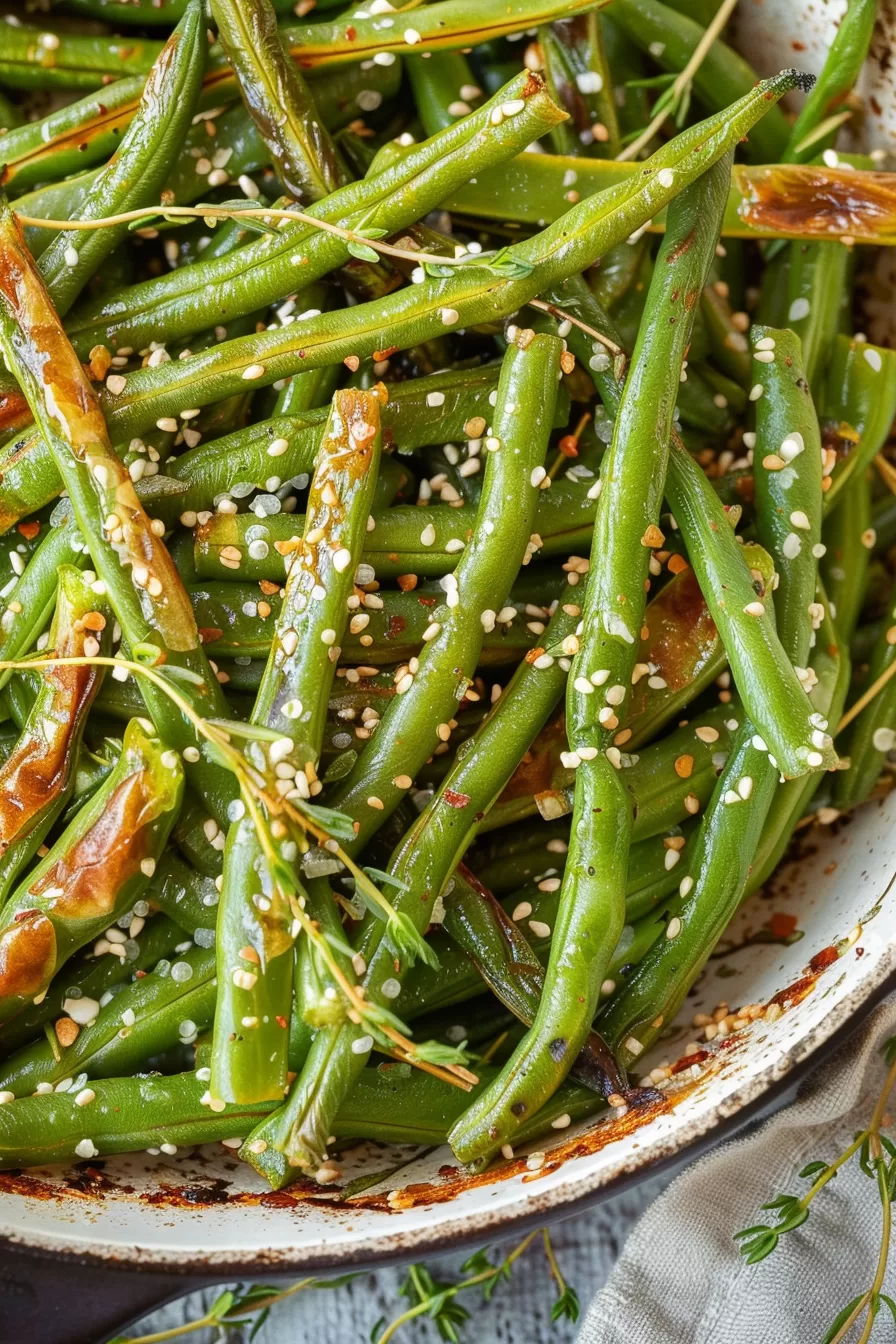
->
left=3, top=0, right=896, bottom=1294
left=2, top=791, right=895, bottom=1275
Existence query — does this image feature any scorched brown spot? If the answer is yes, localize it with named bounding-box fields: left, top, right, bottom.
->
left=0, top=911, right=56, bottom=999
left=736, top=165, right=896, bottom=244
left=28, top=770, right=158, bottom=920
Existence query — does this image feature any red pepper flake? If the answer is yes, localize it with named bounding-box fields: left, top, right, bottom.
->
left=810, top=946, right=839, bottom=973
left=135, top=969, right=147, bottom=979
left=396, top=574, right=418, bottom=592
left=443, top=789, right=471, bottom=809
left=671, top=1049, right=710, bottom=1075
left=17, top=521, right=40, bottom=540
left=198, top=627, right=223, bottom=644
left=387, top=615, right=406, bottom=639
left=373, top=346, right=399, bottom=361
left=768, top=911, right=799, bottom=940
left=276, top=1015, right=288, bottom=1029
left=344, top=24, right=357, bottom=40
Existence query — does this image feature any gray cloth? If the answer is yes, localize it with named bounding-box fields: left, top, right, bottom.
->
left=579, top=999, right=896, bottom=1344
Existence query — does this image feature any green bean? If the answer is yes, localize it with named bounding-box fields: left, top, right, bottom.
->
left=149, top=850, right=220, bottom=936
left=0, top=512, right=84, bottom=684
left=822, top=335, right=896, bottom=513
left=482, top=697, right=737, bottom=838
left=394, top=835, right=682, bottom=1023
left=821, top=470, right=873, bottom=644
left=276, top=1, right=614, bottom=72
left=326, top=336, right=564, bottom=851
left=783, top=0, right=877, bottom=164
left=626, top=552, right=766, bottom=751
left=0, top=76, right=146, bottom=199
left=0, top=567, right=109, bottom=907
left=782, top=242, right=852, bottom=396
left=38, top=3, right=206, bottom=319
left=603, top=317, right=829, bottom=1069
left=0, top=945, right=215, bottom=1099
left=58, top=0, right=297, bottom=24
left=610, top=0, right=789, bottom=163
left=599, top=724, right=779, bottom=1068
left=538, top=12, right=621, bottom=158
left=64, top=70, right=564, bottom=360
left=0, top=1059, right=604, bottom=1170
left=699, top=278, right=751, bottom=387
left=0, top=912, right=188, bottom=1057
left=0, top=719, right=183, bottom=1025
left=407, top=51, right=485, bottom=138
left=189, top=581, right=542, bottom=666
left=98, top=72, right=807, bottom=439
left=0, top=206, right=234, bottom=820
left=243, top=335, right=563, bottom=1176
left=442, top=868, right=625, bottom=1096
left=834, top=588, right=896, bottom=808
left=448, top=152, right=732, bottom=1171
left=168, top=360, right=540, bottom=529
left=749, top=590, right=848, bottom=893
left=751, top=325, right=824, bottom=665
left=0, top=21, right=162, bottom=92
left=211, top=389, right=385, bottom=1105
left=424, top=149, right=896, bottom=246
left=212, top=0, right=346, bottom=203
left=665, top=437, right=838, bottom=778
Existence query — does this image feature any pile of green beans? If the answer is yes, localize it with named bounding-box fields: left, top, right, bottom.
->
left=0, top=0, right=889, bottom=1193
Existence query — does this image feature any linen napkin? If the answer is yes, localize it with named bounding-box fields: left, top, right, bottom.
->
left=579, top=998, right=896, bottom=1344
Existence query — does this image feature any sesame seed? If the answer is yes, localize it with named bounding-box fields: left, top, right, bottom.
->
left=529, top=920, right=551, bottom=939
left=657, top=167, right=674, bottom=188
left=743, top=601, right=765, bottom=617
left=749, top=384, right=764, bottom=401
left=242, top=364, right=266, bottom=380
left=679, top=876, right=694, bottom=897
left=790, top=510, right=810, bottom=530
left=666, top=917, right=682, bottom=939
left=695, top=726, right=719, bottom=743
left=864, top=347, right=883, bottom=373
left=440, top=307, right=460, bottom=326
left=75, top=1088, right=96, bottom=1107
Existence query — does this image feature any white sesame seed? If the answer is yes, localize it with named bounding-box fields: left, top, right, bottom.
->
left=440, top=307, right=460, bottom=326
left=666, top=917, right=682, bottom=939
left=242, top=364, right=266, bottom=380
left=743, top=601, right=765, bottom=617
left=75, top=1139, right=98, bottom=1160
left=657, top=167, right=675, bottom=188
left=790, top=510, right=810, bottom=530
left=749, top=384, right=764, bottom=401
left=75, top=1088, right=96, bottom=1107
left=864, top=347, right=883, bottom=373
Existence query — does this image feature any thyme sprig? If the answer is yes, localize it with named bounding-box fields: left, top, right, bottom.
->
left=0, top=651, right=475, bottom=1090
left=109, top=1228, right=577, bottom=1343
left=735, top=1035, right=896, bottom=1344
left=14, top=203, right=535, bottom=282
